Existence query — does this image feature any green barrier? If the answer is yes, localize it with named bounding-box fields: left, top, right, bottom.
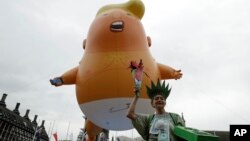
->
left=174, top=126, right=219, bottom=141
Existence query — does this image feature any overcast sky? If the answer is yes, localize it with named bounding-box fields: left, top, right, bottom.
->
left=1, top=0, right=250, bottom=140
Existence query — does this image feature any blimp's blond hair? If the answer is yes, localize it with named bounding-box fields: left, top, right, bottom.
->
left=96, top=0, right=145, bottom=19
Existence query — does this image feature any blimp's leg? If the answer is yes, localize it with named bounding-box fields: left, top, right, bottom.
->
left=85, top=120, right=102, bottom=141
left=50, top=66, right=78, bottom=86
left=157, top=63, right=183, bottom=80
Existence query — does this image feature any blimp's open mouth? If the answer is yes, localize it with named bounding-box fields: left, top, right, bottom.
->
left=110, top=21, right=124, bottom=32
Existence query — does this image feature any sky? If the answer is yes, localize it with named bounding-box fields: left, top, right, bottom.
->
left=0, top=0, right=250, bottom=140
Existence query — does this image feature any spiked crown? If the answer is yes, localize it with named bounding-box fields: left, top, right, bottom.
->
left=146, top=79, right=171, bottom=99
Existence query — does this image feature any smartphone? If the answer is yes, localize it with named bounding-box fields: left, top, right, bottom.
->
left=50, top=77, right=63, bottom=86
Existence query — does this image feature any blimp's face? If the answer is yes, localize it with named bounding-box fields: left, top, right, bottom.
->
left=85, top=9, right=148, bottom=53
left=76, top=9, right=155, bottom=131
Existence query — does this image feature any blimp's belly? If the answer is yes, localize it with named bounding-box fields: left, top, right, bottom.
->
left=79, top=97, right=154, bottom=130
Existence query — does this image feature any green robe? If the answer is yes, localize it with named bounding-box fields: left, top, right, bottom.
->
left=131, top=112, right=185, bottom=141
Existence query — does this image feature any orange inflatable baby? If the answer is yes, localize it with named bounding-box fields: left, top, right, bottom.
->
left=50, top=0, right=182, bottom=140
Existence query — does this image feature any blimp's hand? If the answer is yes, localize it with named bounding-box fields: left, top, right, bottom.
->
left=173, top=70, right=183, bottom=80
left=50, top=77, right=63, bottom=87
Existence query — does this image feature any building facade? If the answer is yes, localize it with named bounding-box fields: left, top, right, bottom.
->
left=0, top=93, right=49, bottom=141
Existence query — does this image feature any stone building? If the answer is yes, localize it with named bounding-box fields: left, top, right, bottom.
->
left=0, top=93, right=49, bottom=141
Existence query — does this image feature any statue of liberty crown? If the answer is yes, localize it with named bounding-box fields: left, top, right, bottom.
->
left=146, top=79, right=171, bottom=99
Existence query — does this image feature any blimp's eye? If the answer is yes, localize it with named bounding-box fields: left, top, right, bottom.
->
left=126, top=13, right=132, bottom=16
left=103, top=13, right=108, bottom=16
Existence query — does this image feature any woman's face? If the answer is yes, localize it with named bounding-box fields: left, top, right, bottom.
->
left=152, top=94, right=166, bottom=108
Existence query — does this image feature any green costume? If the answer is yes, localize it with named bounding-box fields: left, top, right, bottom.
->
left=132, top=112, right=185, bottom=141
left=130, top=80, right=185, bottom=140
left=129, top=80, right=218, bottom=141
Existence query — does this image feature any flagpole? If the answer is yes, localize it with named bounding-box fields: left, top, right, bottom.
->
left=65, top=121, right=71, bottom=140
left=32, top=120, right=40, bottom=141
left=49, top=120, right=55, bottom=140
left=47, top=121, right=52, bottom=138
left=70, top=132, right=73, bottom=141
left=32, top=126, right=38, bottom=141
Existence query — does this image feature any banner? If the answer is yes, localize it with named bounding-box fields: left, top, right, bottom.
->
left=53, top=132, right=58, bottom=141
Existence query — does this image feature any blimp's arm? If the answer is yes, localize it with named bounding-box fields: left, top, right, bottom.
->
left=50, top=66, right=78, bottom=86
left=157, top=63, right=182, bottom=80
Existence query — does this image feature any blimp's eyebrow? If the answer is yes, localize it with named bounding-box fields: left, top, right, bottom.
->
left=103, top=13, right=108, bottom=16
